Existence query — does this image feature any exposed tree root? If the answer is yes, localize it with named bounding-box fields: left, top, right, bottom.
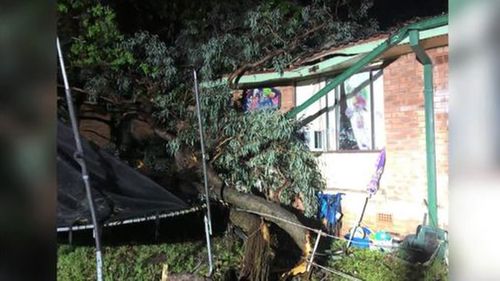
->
left=239, top=216, right=273, bottom=281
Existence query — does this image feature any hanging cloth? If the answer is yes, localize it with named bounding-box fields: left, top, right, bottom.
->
left=318, top=193, right=344, bottom=234
left=366, top=148, right=386, bottom=197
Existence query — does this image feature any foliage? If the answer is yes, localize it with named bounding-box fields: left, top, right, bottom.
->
left=57, top=0, right=344, bottom=217
left=185, top=1, right=380, bottom=84
left=58, top=0, right=379, bottom=92
left=57, top=237, right=244, bottom=281
left=58, top=2, right=132, bottom=70
left=157, top=84, right=326, bottom=216
left=58, top=1, right=178, bottom=104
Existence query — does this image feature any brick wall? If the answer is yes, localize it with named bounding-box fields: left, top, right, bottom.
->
left=298, top=46, right=449, bottom=236
left=377, top=46, right=449, bottom=233
left=279, top=85, right=295, bottom=113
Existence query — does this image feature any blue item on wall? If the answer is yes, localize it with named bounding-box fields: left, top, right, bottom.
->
left=318, top=193, right=344, bottom=234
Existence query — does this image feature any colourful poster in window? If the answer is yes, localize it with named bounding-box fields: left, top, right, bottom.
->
left=340, top=72, right=372, bottom=150
left=346, top=91, right=371, bottom=150
left=243, top=87, right=281, bottom=112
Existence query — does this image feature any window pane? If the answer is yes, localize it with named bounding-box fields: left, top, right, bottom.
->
left=339, top=72, right=372, bottom=150
left=314, top=131, right=323, bottom=149
left=338, top=84, right=359, bottom=150
left=373, top=70, right=386, bottom=149
left=295, top=80, right=326, bottom=151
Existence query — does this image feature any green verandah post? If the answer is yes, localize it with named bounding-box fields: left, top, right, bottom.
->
left=409, top=30, right=438, bottom=228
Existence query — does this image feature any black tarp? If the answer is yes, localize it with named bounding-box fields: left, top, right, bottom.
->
left=57, top=121, right=188, bottom=228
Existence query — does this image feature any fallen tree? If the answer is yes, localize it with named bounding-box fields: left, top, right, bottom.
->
left=153, top=93, right=323, bottom=279
left=57, top=0, right=378, bottom=279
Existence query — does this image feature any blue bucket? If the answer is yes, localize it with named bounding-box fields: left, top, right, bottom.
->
left=344, top=236, right=371, bottom=248
left=345, top=227, right=372, bottom=249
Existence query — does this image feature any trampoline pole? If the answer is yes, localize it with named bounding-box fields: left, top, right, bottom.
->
left=204, top=215, right=214, bottom=275
left=68, top=226, right=73, bottom=246
left=193, top=69, right=214, bottom=276
left=57, top=37, right=104, bottom=281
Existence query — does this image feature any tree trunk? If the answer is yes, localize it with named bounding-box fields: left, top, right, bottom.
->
left=221, top=184, right=311, bottom=278
left=174, top=149, right=312, bottom=276
left=221, top=184, right=311, bottom=256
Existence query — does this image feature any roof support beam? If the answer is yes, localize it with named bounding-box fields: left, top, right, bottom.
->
left=287, top=15, right=448, bottom=118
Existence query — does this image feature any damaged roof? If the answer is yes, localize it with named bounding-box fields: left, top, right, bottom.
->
left=201, top=14, right=448, bottom=89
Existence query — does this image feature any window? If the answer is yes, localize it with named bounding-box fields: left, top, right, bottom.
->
left=313, top=131, right=324, bottom=150
left=296, top=69, right=385, bottom=151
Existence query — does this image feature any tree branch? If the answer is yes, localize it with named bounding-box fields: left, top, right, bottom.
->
left=228, top=49, right=285, bottom=89
left=153, top=127, right=176, bottom=141
left=227, top=22, right=328, bottom=89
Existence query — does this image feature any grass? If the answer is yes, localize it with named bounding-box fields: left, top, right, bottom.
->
left=57, top=236, right=244, bottom=281
left=310, top=241, right=448, bottom=281
left=58, top=237, right=448, bottom=281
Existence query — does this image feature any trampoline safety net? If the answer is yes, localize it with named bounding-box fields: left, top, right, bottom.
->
left=57, top=121, right=191, bottom=231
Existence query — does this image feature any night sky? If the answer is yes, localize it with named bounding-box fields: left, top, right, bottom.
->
left=369, top=0, right=447, bottom=29
left=110, top=0, right=448, bottom=41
